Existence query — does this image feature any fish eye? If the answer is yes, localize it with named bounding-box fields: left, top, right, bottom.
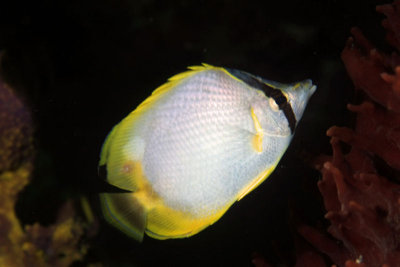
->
left=269, top=97, right=280, bottom=112
left=275, top=95, right=286, bottom=106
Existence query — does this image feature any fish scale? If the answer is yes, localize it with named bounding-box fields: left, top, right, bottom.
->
left=99, top=64, right=316, bottom=240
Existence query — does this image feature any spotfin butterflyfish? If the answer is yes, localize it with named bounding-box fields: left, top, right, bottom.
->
left=99, top=64, right=316, bottom=241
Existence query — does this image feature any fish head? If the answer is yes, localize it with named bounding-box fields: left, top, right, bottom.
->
left=283, top=79, right=316, bottom=122
left=257, top=77, right=316, bottom=135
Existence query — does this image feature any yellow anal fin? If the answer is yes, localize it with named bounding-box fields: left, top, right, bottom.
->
left=100, top=161, right=163, bottom=241
left=250, top=107, right=263, bottom=153
left=237, top=166, right=275, bottom=201
left=146, top=202, right=230, bottom=240
left=100, top=192, right=147, bottom=242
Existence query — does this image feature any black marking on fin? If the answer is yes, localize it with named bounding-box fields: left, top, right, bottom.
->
left=97, top=165, right=133, bottom=193
left=225, top=68, right=296, bottom=133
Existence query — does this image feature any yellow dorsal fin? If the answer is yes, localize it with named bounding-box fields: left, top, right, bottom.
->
left=133, top=63, right=219, bottom=114
left=100, top=64, right=219, bottom=164
left=100, top=64, right=221, bottom=164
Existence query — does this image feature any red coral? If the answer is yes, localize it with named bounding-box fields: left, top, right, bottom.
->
left=378, top=1, right=400, bottom=52
left=341, top=27, right=400, bottom=112
left=299, top=1, right=400, bottom=266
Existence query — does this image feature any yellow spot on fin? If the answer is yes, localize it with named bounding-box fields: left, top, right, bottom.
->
left=250, top=107, right=263, bottom=153
left=237, top=166, right=275, bottom=201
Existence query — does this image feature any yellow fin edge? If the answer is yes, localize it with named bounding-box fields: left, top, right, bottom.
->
left=100, top=64, right=224, bottom=155
left=99, top=123, right=120, bottom=166
left=237, top=166, right=275, bottom=201
left=99, top=64, right=222, bottom=172
left=146, top=201, right=231, bottom=240
left=133, top=63, right=221, bottom=115
left=100, top=193, right=147, bottom=241
left=100, top=161, right=160, bottom=241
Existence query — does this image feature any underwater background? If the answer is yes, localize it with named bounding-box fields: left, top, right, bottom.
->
left=0, top=0, right=396, bottom=266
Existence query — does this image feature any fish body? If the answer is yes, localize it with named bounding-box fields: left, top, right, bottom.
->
left=99, top=64, right=316, bottom=241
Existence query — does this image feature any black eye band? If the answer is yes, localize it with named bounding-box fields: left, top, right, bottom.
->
left=225, top=68, right=297, bottom=134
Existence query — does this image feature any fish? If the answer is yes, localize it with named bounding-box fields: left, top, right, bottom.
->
left=99, top=64, right=316, bottom=241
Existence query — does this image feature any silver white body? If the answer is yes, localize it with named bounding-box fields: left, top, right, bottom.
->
left=108, top=67, right=315, bottom=219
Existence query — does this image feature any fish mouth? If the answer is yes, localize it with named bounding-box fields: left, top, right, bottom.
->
left=300, top=79, right=316, bottom=89
left=309, top=84, right=317, bottom=94
left=299, top=79, right=317, bottom=95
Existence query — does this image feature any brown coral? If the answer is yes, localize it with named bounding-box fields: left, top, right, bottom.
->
left=299, top=1, right=400, bottom=266
left=0, top=75, right=96, bottom=267
left=0, top=76, right=33, bottom=173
